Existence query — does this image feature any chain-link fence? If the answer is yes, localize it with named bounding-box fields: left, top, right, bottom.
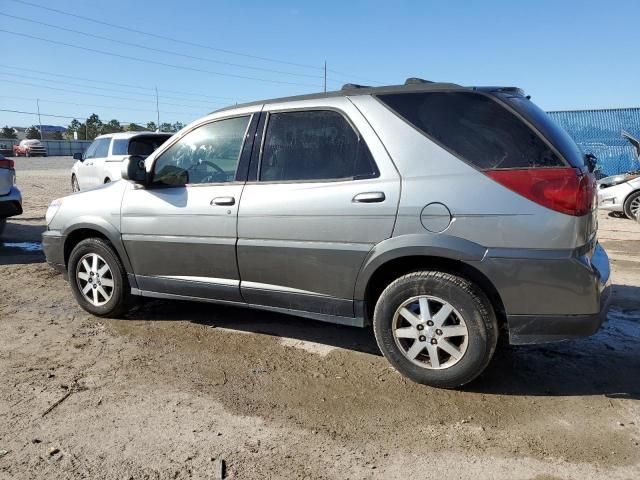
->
left=547, top=108, right=640, bottom=178
left=0, top=138, right=92, bottom=156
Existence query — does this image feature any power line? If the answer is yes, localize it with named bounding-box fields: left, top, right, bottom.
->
left=2, top=13, right=324, bottom=80
left=0, top=70, right=218, bottom=107
left=0, top=107, right=148, bottom=125
left=0, top=28, right=322, bottom=88
left=0, top=94, right=199, bottom=118
left=0, top=77, right=212, bottom=110
left=2, top=65, right=239, bottom=102
left=7, top=0, right=324, bottom=71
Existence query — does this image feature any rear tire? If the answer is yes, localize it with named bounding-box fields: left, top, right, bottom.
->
left=373, top=271, right=498, bottom=389
left=68, top=238, right=130, bottom=317
left=623, top=191, right=640, bottom=220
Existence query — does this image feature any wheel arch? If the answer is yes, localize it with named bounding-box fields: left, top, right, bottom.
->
left=355, top=235, right=506, bottom=331
left=62, top=220, right=134, bottom=280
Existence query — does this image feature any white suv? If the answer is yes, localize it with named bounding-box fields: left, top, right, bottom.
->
left=71, top=132, right=172, bottom=191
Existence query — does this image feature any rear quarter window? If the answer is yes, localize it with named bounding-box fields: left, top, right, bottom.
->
left=376, top=91, right=565, bottom=170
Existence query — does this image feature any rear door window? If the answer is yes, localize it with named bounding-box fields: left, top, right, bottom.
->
left=111, top=139, right=129, bottom=155
left=376, top=91, right=565, bottom=170
left=259, top=110, right=379, bottom=182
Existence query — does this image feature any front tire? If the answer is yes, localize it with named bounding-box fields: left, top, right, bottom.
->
left=373, top=271, right=498, bottom=389
left=68, top=238, right=130, bottom=317
left=623, top=191, right=640, bottom=220
left=71, top=175, right=80, bottom=192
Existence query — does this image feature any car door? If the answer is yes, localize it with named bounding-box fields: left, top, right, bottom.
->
left=90, top=137, right=112, bottom=186
left=120, top=113, right=258, bottom=302
left=75, top=139, right=98, bottom=190
left=237, top=98, right=401, bottom=319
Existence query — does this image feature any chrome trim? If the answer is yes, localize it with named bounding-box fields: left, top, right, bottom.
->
left=158, top=275, right=239, bottom=286
left=241, top=280, right=326, bottom=297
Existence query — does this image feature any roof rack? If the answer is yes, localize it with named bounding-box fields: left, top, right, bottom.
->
left=404, top=77, right=434, bottom=85
left=340, top=83, right=371, bottom=90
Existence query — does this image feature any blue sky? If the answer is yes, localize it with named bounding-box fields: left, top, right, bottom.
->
left=1, top=0, right=639, bottom=128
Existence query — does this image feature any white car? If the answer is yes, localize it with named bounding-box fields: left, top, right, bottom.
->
left=597, top=171, right=640, bottom=219
left=71, top=132, right=172, bottom=191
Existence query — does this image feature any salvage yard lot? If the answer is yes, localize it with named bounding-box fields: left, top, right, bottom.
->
left=1, top=156, right=639, bottom=479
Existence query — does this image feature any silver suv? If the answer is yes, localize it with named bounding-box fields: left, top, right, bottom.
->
left=42, top=80, right=611, bottom=388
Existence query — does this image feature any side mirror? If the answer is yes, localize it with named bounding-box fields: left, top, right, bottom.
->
left=121, top=155, right=148, bottom=185
left=585, top=153, right=597, bottom=173
left=73, top=152, right=83, bottom=161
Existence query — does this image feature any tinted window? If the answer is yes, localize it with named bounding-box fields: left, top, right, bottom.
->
left=152, top=116, right=249, bottom=186
left=377, top=92, right=565, bottom=170
left=111, top=139, right=128, bottom=155
left=93, top=138, right=111, bottom=158
left=260, top=110, right=379, bottom=182
left=84, top=140, right=99, bottom=160
left=498, top=93, right=585, bottom=168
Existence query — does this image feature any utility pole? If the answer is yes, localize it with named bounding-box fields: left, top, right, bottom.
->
left=323, top=61, right=327, bottom=93
left=36, top=98, right=44, bottom=140
left=155, top=86, right=160, bottom=131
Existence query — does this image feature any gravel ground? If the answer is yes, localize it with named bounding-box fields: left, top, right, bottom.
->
left=1, top=156, right=639, bottom=480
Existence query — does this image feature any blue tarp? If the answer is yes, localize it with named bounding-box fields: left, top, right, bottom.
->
left=547, top=108, right=640, bottom=176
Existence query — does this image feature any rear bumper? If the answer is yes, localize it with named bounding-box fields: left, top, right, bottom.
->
left=475, top=242, right=612, bottom=345
left=0, top=186, right=23, bottom=217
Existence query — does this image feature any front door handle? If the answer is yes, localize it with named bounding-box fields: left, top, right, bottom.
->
left=352, top=192, right=386, bottom=203
left=211, top=196, right=235, bottom=206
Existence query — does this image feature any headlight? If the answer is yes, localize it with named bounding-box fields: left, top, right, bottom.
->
left=45, top=198, right=63, bottom=224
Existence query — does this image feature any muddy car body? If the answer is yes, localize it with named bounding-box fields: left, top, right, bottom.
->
left=43, top=80, right=611, bottom=387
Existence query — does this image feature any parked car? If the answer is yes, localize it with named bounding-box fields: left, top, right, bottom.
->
left=597, top=132, right=640, bottom=219
left=13, top=139, right=47, bottom=157
left=597, top=170, right=640, bottom=219
left=71, top=132, right=173, bottom=191
left=42, top=80, right=611, bottom=388
left=0, top=154, right=22, bottom=235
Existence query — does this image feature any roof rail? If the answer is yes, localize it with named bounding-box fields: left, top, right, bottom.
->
left=341, top=83, right=371, bottom=90
left=405, top=77, right=434, bottom=85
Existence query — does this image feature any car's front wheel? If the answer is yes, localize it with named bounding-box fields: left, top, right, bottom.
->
left=68, top=238, right=130, bottom=317
left=71, top=175, right=80, bottom=192
left=373, top=271, right=498, bottom=388
left=624, top=191, right=640, bottom=220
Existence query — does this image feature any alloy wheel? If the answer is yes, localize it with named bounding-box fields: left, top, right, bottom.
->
left=75, top=253, right=114, bottom=306
left=392, top=295, right=469, bottom=370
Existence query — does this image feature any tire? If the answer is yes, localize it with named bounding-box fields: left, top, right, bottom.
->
left=373, top=271, right=498, bottom=389
left=0, top=218, right=6, bottom=235
left=68, top=237, right=131, bottom=317
left=104, top=178, right=111, bottom=184
left=623, top=191, right=640, bottom=220
left=71, top=175, right=80, bottom=192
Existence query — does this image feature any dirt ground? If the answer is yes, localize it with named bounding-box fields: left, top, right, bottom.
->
left=1, top=156, right=639, bottom=480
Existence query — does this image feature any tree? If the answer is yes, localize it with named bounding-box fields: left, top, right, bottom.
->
left=1, top=126, right=16, bottom=139
left=126, top=123, right=144, bottom=132
left=172, top=121, right=184, bottom=132
left=159, top=122, right=174, bottom=132
left=101, top=119, right=122, bottom=134
left=25, top=126, right=41, bottom=139
left=146, top=121, right=157, bottom=132
left=65, top=119, right=83, bottom=140
left=84, top=114, right=103, bottom=140
left=49, top=131, right=63, bottom=140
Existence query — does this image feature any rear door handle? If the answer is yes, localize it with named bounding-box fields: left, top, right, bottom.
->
left=211, top=196, right=235, bottom=206
left=352, top=192, right=385, bottom=203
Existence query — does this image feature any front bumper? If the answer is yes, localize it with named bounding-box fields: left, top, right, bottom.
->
left=42, top=230, right=67, bottom=276
left=597, top=182, right=631, bottom=212
left=0, top=186, right=23, bottom=217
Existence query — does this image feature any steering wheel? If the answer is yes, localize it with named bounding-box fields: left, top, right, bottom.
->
left=188, top=159, right=227, bottom=183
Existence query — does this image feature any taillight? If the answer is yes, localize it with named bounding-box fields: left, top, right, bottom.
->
left=485, top=168, right=595, bottom=216
left=0, top=159, right=15, bottom=169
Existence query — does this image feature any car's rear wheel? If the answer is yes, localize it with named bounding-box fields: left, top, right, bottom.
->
left=68, top=238, right=130, bottom=317
left=71, top=175, right=80, bottom=192
left=624, top=191, right=640, bottom=220
left=373, top=271, right=498, bottom=388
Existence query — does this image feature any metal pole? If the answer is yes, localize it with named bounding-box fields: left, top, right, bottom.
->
left=324, top=61, right=327, bottom=93
left=155, top=86, right=160, bottom=131
left=36, top=98, right=44, bottom=140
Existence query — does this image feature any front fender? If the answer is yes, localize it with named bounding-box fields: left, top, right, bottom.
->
left=61, top=216, right=133, bottom=273
left=353, top=233, right=488, bottom=300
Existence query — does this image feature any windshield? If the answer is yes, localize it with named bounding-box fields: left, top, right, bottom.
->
left=495, top=93, right=586, bottom=169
